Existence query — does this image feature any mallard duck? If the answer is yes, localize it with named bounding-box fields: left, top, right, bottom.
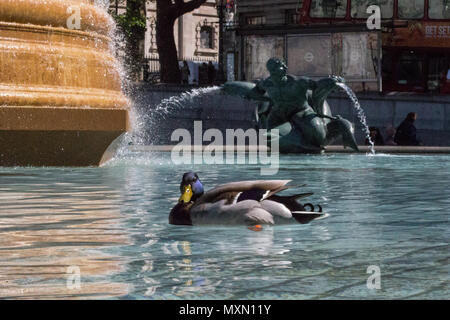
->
left=169, top=172, right=328, bottom=228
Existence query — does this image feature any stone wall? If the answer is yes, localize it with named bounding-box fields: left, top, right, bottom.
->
left=327, top=93, right=450, bottom=146
left=130, top=84, right=256, bottom=145
left=131, top=84, right=450, bottom=146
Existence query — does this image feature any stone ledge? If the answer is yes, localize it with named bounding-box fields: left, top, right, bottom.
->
left=129, top=145, right=450, bottom=154
left=326, top=145, right=450, bottom=154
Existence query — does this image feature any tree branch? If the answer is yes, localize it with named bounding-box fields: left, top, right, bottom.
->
left=157, top=0, right=175, bottom=20
left=174, top=0, right=207, bottom=17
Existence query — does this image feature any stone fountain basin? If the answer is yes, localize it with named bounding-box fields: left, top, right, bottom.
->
left=0, top=0, right=129, bottom=166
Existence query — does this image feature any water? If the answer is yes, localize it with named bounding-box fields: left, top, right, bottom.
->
left=131, top=86, right=221, bottom=145
left=337, top=83, right=375, bottom=155
left=0, top=152, right=448, bottom=299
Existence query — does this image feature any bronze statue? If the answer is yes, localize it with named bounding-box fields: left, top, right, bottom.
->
left=222, top=58, right=359, bottom=153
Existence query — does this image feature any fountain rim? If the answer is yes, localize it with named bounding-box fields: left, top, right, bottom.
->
left=0, top=21, right=112, bottom=43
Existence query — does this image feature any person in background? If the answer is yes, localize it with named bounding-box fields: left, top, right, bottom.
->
left=384, top=126, right=397, bottom=146
left=439, top=64, right=450, bottom=94
left=207, top=61, right=216, bottom=85
left=181, top=61, right=190, bottom=85
left=365, top=126, right=384, bottom=146
left=199, top=62, right=208, bottom=86
left=143, top=62, right=149, bottom=82
left=394, top=112, right=422, bottom=146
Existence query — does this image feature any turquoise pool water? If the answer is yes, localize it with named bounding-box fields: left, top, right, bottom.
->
left=0, top=152, right=448, bottom=299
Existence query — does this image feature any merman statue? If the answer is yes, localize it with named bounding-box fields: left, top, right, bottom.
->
left=222, top=58, right=359, bottom=153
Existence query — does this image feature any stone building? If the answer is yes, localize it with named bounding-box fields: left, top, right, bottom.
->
left=223, top=0, right=382, bottom=92
left=145, top=0, right=219, bottom=62
left=110, top=0, right=220, bottom=82
left=224, top=0, right=450, bottom=94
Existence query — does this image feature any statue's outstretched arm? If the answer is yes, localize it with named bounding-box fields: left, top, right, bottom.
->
left=222, top=81, right=271, bottom=102
left=310, top=76, right=344, bottom=116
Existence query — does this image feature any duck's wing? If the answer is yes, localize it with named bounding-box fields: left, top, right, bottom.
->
left=195, top=180, right=292, bottom=205
left=191, top=180, right=324, bottom=226
left=190, top=199, right=275, bottom=225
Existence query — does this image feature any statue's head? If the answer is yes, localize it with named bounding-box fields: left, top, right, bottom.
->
left=267, top=58, right=287, bottom=79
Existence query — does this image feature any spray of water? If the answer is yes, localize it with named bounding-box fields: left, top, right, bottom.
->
left=93, top=0, right=111, bottom=10
left=93, top=2, right=151, bottom=156
left=152, top=86, right=220, bottom=117
left=95, top=1, right=222, bottom=156
left=336, top=83, right=375, bottom=155
left=132, top=86, right=221, bottom=145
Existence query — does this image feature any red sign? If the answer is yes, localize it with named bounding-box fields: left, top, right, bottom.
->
left=384, top=21, right=450, bottom=48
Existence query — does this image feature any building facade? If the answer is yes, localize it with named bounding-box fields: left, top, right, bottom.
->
left=145, top=0, right=219, bottom=63
left=223, top=0, right=450, bottom=94
left=110, top=0, right=220, bottom=81
left=223, top=0, right=382, bottom=92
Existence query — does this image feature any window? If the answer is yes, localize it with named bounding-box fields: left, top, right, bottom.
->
left=200, top=26, right=214, bottom=49
left=286, top=9, right=302, bottom=24
left=245, top=16, right=266, bottom=25
left=429, top=0, right=450, bottom=19
left=310, top=0, right=348, bottom=18
left=350, top=0, right=393, bottom=19
left=286, top=1, right=304, bottom=24
left=382, top=49, right=393, bottom=83
left=398, top=0, right=424, bottom=19
left=396, top=52, right=424, bottom=86
left=427, top=55, right=448, bottom=91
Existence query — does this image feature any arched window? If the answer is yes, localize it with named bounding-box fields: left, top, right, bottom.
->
left=200, top=26, right=214, bottom=49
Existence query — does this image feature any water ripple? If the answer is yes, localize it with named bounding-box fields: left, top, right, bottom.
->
left=0, top=153, right=448, bottom=299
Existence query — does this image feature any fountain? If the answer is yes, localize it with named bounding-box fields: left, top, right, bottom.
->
left=0, top=0, right=129, bottom=166
left=223, top=58, right=361, bottom=154
left=336, top=82, right=375, bottom=155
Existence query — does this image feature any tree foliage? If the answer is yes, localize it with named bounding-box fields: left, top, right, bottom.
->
left=111, top=0, right=147, bottom=81
left=112, top=0, right=147, bottom=38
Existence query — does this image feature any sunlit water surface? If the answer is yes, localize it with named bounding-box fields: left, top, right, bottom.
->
left=0, top=152, right=448, bottom=299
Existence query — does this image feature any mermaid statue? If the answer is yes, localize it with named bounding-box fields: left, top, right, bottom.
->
left=222, top=58, right=359, bottom=153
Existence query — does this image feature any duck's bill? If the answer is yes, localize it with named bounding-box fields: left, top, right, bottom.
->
left=179, top=185, right=193, bottom=203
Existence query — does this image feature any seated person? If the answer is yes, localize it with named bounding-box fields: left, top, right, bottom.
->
left=394, top=112, right=422, bottom=146
left=384, top=126, right=397, bottom=146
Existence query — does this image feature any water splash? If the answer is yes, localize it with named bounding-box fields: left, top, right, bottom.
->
left=113, top=86, right=222, bottom=161
left=336, top=83, right=375, bottom=155
left=132, top=86, right=221, bottom=145
left=97, top=3, right=221, bottom=159
left=93, top=0, right=111, bottom=10
left=95, top=2, right=149, bottom=159
left=153, top=86, right=220, bottom=120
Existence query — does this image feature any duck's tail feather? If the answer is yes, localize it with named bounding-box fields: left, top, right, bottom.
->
left=290, top=192, right=313, bottom=200
left=265, top=184, right=308, bottom=199
left=267, top=193, right=313, bottom=212
left=292, top=211, right=329, bottom=224
left=303, top=203, right=323, bottom=212
left=268, top=193, right=327, bottom=224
